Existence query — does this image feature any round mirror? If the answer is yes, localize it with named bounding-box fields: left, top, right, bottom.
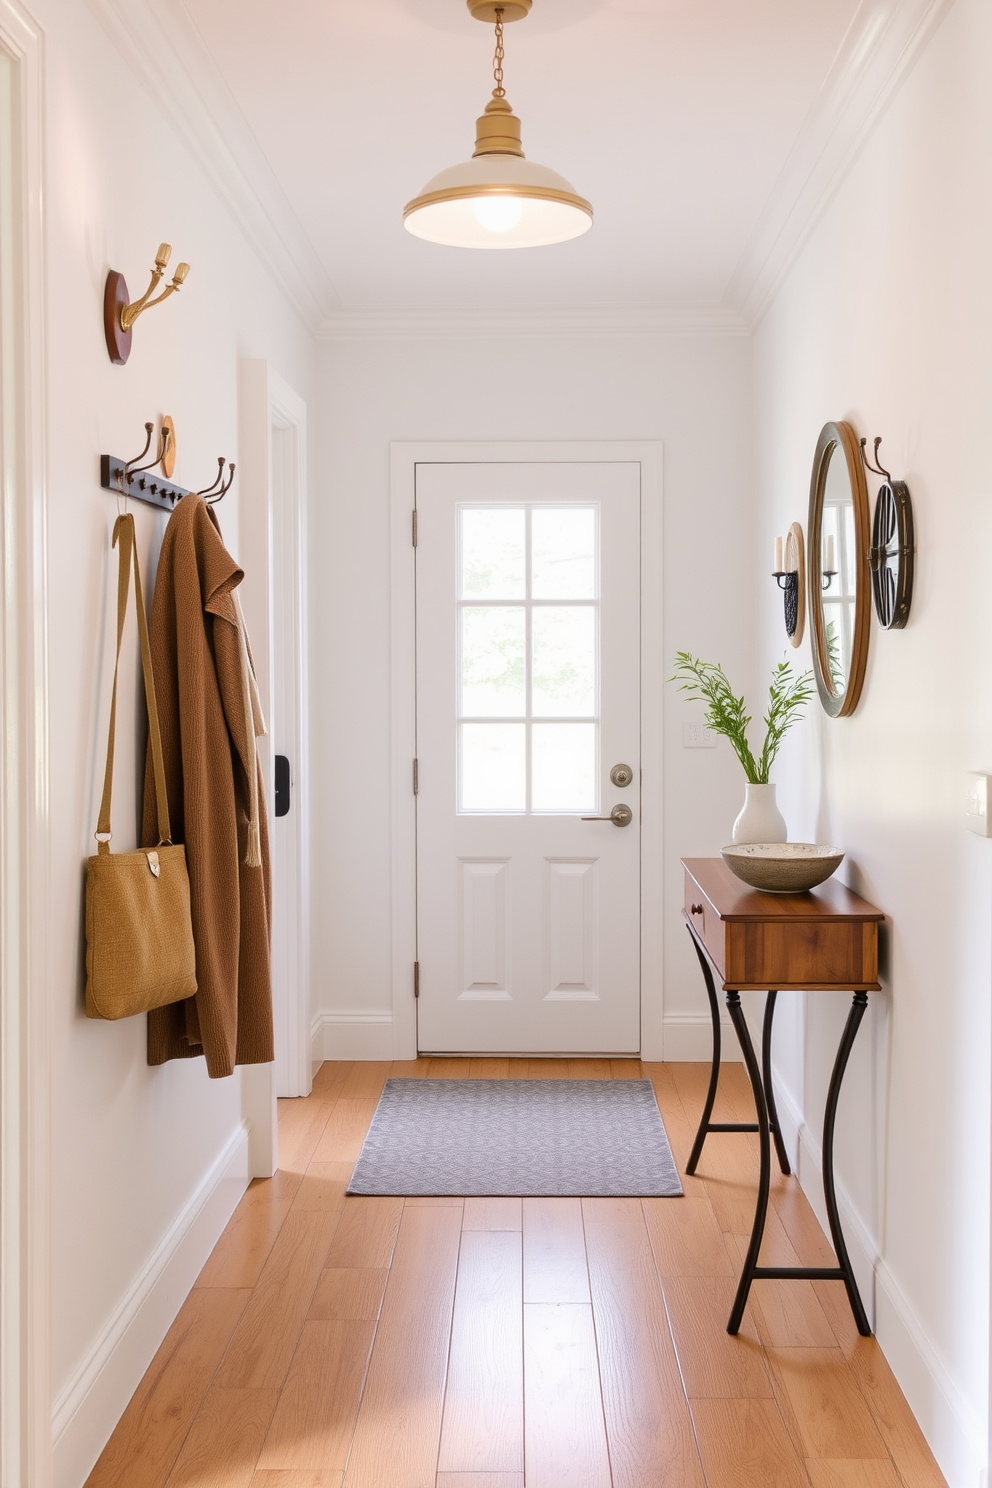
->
left=807, top=421, right=870, bottom=717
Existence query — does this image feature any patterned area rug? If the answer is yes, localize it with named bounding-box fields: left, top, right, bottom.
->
left=347, top=1079, right=683, bottom=1197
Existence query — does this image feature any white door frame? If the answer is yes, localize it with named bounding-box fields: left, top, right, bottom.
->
left=239, top=362, right=312, bottom=1152
left=390, top=441, right=664, bottom=1062
left=0, top=3, right=52, bottom=1484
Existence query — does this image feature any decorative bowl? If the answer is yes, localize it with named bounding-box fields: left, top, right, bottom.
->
left=721, top=843, right=845, bottom=893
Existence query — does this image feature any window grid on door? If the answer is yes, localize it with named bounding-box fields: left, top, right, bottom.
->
left=456, top=503, right=600, bottom=815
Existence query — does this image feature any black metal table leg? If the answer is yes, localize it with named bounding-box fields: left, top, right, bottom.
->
left=762, top=991, right=791, bottom=1176
left=685, top=925, right=721, bottom=1174
left=821, top=992, right=872, bottom=1335
left=725, top=989, right=771, bottom=1334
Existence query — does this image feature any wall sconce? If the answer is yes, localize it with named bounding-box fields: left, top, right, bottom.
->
left=771, top=521, right=806, bottom=647
left=104, top=243, right=190, bottom=365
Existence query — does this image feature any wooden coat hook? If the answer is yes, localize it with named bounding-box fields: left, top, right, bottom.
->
left=104, top=243, right=190, bottom=365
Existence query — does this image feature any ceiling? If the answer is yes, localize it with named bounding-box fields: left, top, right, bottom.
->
left=105, top=0, right=942, bottom=331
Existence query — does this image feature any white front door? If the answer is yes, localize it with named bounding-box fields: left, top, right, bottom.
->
left=415, top=461, right=641, bottom=1054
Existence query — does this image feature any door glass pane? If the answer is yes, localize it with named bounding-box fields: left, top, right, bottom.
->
left=532, top=606, right=596, bottom=717
left=532, top=507, right=596, bottom=599
left=532, top=723, right=597, bottom=812
left=461, top=507, right=526, bottom=599
left=461, top=723, right=526, bottom=811
left=461, top=607, right=525, bottom=716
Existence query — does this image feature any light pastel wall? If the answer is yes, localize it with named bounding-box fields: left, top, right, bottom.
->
left=310, top=331, right=754, bottom=1060
left=752, top=0, right=991, bottom=1481
left=32, top=2, right=314, bottom=1482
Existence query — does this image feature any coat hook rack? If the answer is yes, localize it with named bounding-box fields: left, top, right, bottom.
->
left=100, top=417, right=234, bottom=512
left=104, top=242, right=190, bottom=365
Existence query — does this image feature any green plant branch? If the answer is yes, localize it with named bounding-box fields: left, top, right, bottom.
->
left=670, top=651, right=813, bottom=785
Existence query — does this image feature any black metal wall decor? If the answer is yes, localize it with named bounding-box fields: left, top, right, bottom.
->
left=100, top=419, right=234, bottom=513
left=772, top=521, right=806, bottom=648
left=861, top=437, right=914, bottom=630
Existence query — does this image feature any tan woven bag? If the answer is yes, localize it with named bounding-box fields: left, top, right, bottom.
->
left=85, top=513, right=197, bottom=1020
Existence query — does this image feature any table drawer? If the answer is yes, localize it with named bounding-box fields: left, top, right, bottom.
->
left=683, top=871, right=727, bottom=978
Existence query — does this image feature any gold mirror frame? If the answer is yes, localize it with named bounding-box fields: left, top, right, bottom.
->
left=807, top=420, right=871, bottom=717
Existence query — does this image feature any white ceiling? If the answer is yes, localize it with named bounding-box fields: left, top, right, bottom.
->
left=103, top=0, right=946, bottom=330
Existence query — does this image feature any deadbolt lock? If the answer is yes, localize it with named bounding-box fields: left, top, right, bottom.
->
left=610, top=763, right=634, bottom=788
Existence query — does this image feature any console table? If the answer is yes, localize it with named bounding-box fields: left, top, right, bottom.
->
left=681, top=857, right=883, bottom=1337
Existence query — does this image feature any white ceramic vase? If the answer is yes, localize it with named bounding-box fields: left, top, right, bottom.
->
left=732, top=782, right=787, bottom=845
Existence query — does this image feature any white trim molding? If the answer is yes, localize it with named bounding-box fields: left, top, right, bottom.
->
left=51, top=1125, right=250, bottom=1488
left=662, top=1014, right=742, bottom=1063
left=0, top=4, right=51, bottom=1485
left=773, top=1073, right=987, bottom=1488
left=728, top=0, right=956, bottom=325
left=311, top=1011, right=395, bottom=1063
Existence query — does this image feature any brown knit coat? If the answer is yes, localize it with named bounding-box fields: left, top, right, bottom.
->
left=142, top=495, right=274, bottom=1078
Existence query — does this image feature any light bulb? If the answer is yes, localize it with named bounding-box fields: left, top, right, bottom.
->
left=473, top=195, right=524, bottom=233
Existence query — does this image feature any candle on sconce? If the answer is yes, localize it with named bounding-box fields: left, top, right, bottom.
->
left=774, top=536, right=783, bottom=573
left=824, top=534, right=836, bottom=572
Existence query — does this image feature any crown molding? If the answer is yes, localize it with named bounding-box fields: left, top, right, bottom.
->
left=86, top=0, right=340, bottom=330
left=317, top=304, right=750, bottom=341
left=728, top=0, right=956, bottom=327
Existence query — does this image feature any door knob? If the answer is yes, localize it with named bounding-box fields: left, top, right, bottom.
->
left=581, top=803, right=633, bottom=827
left=610, top=763, right=633, bottom=788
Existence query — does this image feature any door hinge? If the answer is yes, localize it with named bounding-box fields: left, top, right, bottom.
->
left=414, top=960, right=420, bottom=998
left=413, top=757, right=419, bottom=795
left=412, top=509, right=418, bottom=547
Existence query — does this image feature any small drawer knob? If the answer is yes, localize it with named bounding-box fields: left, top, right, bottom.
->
left=690, top=903, right=703, bottom=915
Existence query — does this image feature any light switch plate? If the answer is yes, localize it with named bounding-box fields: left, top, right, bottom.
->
left=683, top=723, right=717, bottom=749
left=965, top=773, right=992, bottom=836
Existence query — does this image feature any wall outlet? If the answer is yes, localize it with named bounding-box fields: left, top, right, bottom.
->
left=683, top=723, right=717, bottom=749
left=965, top=773, right=992, bottom=836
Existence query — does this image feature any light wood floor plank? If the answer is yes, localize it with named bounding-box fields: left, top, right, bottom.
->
left=469, top=1058, right=511, bottom=1078
left=689, top=1134, right=765, bottom=1236
left=250, top=1472, right=343, bottom=1487
left=689, top=1397, right=810, bottom=1488
left=310, top=1100, right=377, bottom=1164
left=277, top=1099, right=336, bottom=1176
left=765, top=1347, right=888, bottom=1459
left=437, top=1231, right=524, bottom=1474
left=389, top=1059, right=430, bottom=1078
left=463, top=1197, right=522, bottom=1231
left=164, top=1385, right=279, bottom=1488
left=610, top=1058, right=642, bottom=1079
left=642, top=1195, right=735, bottom=1278
left=197, top=1174, right=300, bottom=1289
left=523, top=1303, right=612, bottom=1488
left=217, top=1211, right=339, bottom=1392
left=405, top=1196, right=465, bottom=1207
left=806, top=1463, right=903, bottom=1488
left=255, top=1320, right=376, bottom=1471
left=567, top=1058, right=613, bottom=1079
left=323, top=1196, right=403, bottom=1270
left=524, top=1058, right=570, bottom=1078
left=663, top=1275, right=772, bottom=1399
left=522, top=1197, right=589, bottom=1304
left=84, top=1287, right=251, bottom=1488
left=307, top=1267, right=388, bottom=1322
left=345, top=1205, right=463, bottom=1488
left=583, top=1197, right=705, bottom=1488
left=725, top=1228, right=835, bottom=1348
left=338, top=1061, right=390, bottom=1100
left=310, top=1061, right=354, bottom=1100
left=428, top=1058, right=474, bottom=1077
left=291, top=1162, right=352, bottom=1215
left=436, top=1477, right=524, bottom=1488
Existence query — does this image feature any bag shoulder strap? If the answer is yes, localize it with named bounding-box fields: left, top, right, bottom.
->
left=95, top=514, right=172, bottom=852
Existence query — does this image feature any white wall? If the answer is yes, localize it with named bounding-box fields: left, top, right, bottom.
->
left=753, top=0, right=991, bottom=1481
left=32, top=2, right=314, bottom=1482
left=311, top=331, right=754, bottom=1061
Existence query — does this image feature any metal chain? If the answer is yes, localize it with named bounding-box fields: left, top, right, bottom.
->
left=492, top=8, right=506, bottom=97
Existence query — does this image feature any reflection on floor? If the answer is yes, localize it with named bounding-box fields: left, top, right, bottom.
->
left=85, top=1059, right=947, bottom=1488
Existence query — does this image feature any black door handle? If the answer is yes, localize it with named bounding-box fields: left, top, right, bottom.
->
left=274, top=754, right=291, bottom=817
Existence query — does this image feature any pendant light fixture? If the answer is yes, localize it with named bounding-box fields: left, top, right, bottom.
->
left=403, top=0, right=593, bottom=250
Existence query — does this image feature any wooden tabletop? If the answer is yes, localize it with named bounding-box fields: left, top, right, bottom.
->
left=682, top=857, right=884, bottom=923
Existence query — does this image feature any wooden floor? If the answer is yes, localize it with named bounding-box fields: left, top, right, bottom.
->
left=85, top=1059, right=948, bottom=1488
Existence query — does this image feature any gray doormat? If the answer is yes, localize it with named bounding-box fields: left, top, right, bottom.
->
left=347, top=1079, right=683, bottom=1197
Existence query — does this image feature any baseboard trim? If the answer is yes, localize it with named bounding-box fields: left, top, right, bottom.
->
left=311, top=1010, right=395, bottom=1062
left=51, top=1123, right=251, bottom=1488
left=662, top=1014, right=741, bottom=1062
left=772, top=1073, right=986, bottom=1488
